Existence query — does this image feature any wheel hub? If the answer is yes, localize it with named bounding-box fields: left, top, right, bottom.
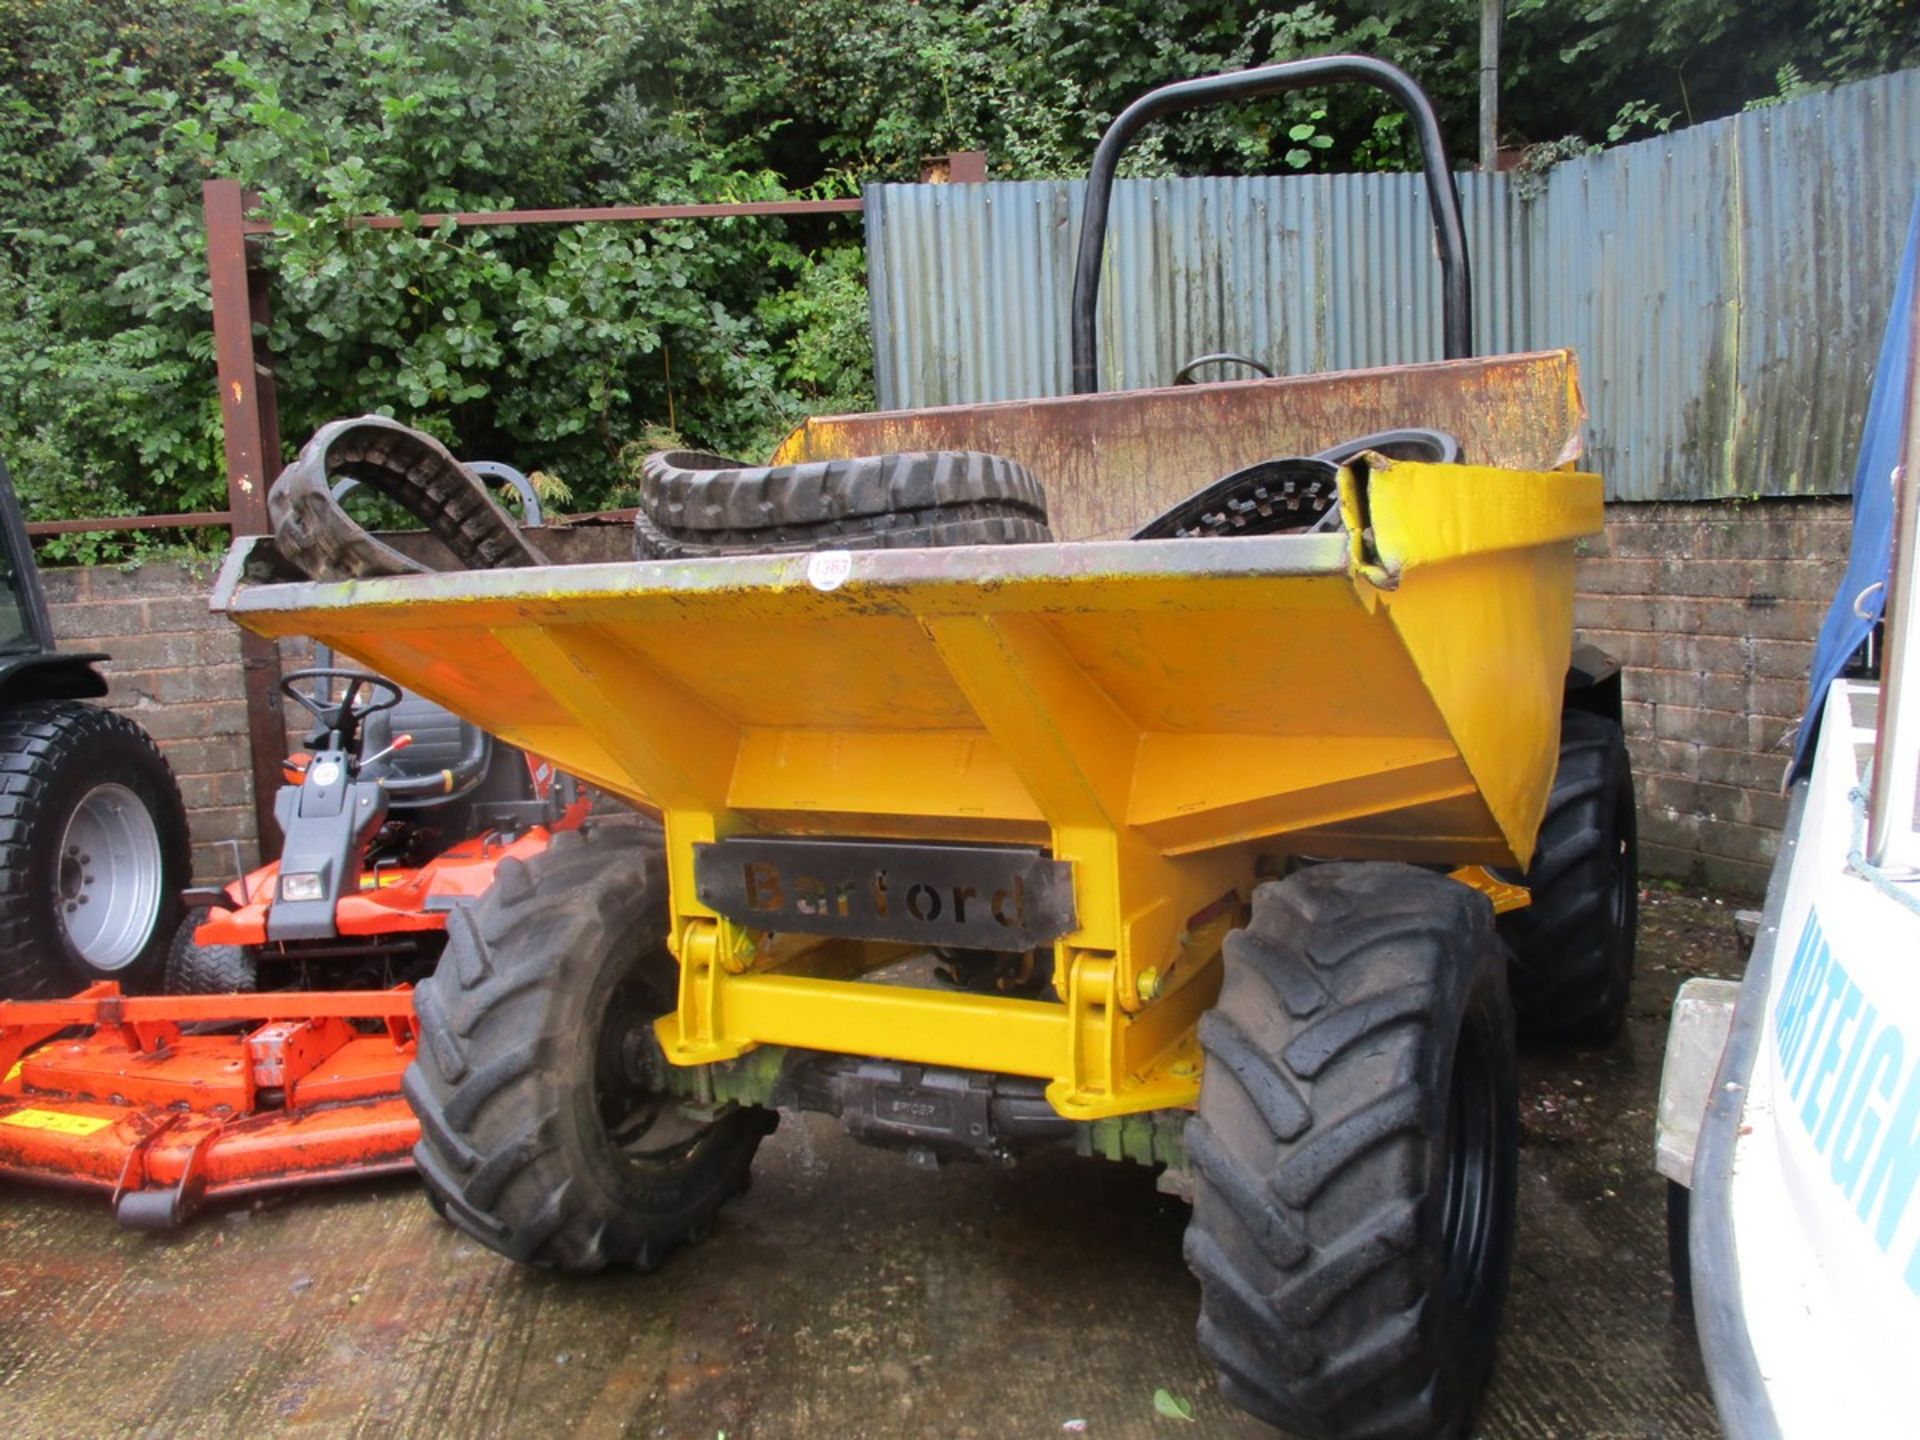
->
left=57, top=783, right=163, bottom=971
left=596, top=988, right=707, bottom=1161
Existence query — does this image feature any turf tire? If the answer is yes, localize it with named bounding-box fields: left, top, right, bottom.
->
left=164, top=915, right=258, bottom=993
left=0, top=701, right=190, bottom=998
left=634, top=449, right=1052, bottom=556
left=1185, top=862, right=1519, bottom=1440
left=404, top=822, right=774, bottom=1271
left=1497, top=710, right=1639, bottom=1043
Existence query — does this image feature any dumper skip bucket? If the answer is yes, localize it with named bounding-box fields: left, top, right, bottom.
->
left=214, top=350, right=1600, bottom=1118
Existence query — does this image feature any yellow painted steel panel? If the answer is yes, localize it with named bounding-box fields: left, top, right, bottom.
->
left=222, top=507, right=1588, bottom=866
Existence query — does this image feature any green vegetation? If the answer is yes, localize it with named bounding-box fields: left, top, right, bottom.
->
left=1, top=0, right=1914, bottom=557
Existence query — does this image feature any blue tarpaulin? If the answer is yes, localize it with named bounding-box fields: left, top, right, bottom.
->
left=1790, top=196, right=1920, bottom=781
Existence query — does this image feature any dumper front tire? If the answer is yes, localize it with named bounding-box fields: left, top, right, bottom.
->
left=1185, top=863, right=1518, bottom=1440
left=1497, top=710, right=1639, bottom=1043
left=404, top=823, right=774, bottom=1271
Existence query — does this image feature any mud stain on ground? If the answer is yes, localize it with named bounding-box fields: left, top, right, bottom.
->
left=0, top=886, right=1742, bottom=1438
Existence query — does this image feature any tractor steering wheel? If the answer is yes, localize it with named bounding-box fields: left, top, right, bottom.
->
left=280, top=668, right=402, bottom=748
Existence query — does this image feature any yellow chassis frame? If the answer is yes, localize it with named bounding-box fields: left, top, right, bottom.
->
left=656, top=861, right=1524, bottom=1121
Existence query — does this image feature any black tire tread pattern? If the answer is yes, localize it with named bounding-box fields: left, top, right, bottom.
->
left=269, top=416, right=548, bottom=581
left=164, top=917, right=258, bottom=993
left=634, top=448, right=1052, bottom=557
left=405, top=823, right=770, bottom=1272
left=1498, top=711, right=1639, bottom=1042
left=1186, top=863, right=1517, bottom=1440
left=0, top=701, right=190, bottom=999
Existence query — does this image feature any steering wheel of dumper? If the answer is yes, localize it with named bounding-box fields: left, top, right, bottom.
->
left=280, top=667, right=402, bottom=750
left=1173, top=352, right=1275, bottom=386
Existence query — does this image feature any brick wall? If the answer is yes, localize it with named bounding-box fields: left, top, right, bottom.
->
left=33, top=528, right=623, bottom=884
left=35, top=501, right=1850, bottom=898
left=1576, top=497, right=1851, bottom=897
left=38, top=563, right=289, bottom=884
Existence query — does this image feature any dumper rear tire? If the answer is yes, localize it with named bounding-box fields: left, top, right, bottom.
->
left=404, top=823, right=774, bottom=1271
left=634, top=449, right=1051, bottom=556
left=1497, top=711, right=1639, bottom=1043
left=1185, top=862, right=1518, bottom=1440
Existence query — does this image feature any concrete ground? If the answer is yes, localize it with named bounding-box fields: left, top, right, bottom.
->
left=2, top=888, right=1743, bottom=1439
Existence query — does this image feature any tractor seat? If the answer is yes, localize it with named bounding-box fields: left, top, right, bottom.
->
left=358, top=691, right=490, bottom=803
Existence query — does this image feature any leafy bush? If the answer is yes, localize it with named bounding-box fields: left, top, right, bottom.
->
left=0, top=0, right=867, bottom=555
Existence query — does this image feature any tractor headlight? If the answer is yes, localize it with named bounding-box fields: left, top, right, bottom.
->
left=279, top=872, right=325, bottom=903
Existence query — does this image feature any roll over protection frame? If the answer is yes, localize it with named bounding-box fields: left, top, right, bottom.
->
left=1069, top=54, right=1473, bottom=394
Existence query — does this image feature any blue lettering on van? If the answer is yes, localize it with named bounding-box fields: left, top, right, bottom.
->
left=1772, top=908, right=1920, bottom=1298
left=1775, top=916, right=1829, bottom=1078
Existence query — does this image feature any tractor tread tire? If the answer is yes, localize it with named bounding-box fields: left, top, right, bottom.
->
left=1498, top=711, right=1639, bottom=1043
left=634, top=449, right=1051, bottom=557
left=405, top=824, right=771, bottom=1272
left=0, top=701, right=190, bottom=998
left=164, top=918, right=258, bottom=994
left=1186, top=863, right=1518, bottom=1440
left=269, top=416, right=548, bottom=582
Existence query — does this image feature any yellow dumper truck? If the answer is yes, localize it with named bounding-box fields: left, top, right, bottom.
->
left=215, top=57, right=1635, bottom=1440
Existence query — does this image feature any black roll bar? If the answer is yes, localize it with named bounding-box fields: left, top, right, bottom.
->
left=1069, top=54, right=1472, bottom=394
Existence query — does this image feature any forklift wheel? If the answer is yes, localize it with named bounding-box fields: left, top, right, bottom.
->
left=1185, top=863, right=1518, bottom=1439
left=0, top=701, right=190, bottom=998
left=404, top=824, right=775, bottom=1271
left=164, top=916, right=258, bottom=994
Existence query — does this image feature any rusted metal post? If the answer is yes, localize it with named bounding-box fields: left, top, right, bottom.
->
left=204, top=179, right=286, bottom=861
left=205, top=180, right=273, bottom=534
left=916, top=152, right=988, bottom=185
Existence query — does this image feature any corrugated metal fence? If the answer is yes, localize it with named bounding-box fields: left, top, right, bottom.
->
left=865, top=68, right=1920, bottom=501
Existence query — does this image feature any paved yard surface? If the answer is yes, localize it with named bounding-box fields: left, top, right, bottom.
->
left=1, top=888, right=1742, bottom=1439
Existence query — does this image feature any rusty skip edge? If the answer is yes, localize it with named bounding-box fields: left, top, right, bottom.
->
left=821, top=349, right=1585, bottom=459
left=776, top=349, right=1588, bottom=543
left=209, top=347, right=1587, bottom=627
left=208, top=351, right=1591, bottom=663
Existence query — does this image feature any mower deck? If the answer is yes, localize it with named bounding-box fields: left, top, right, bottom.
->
left=0, top=984, right=418, bottom=1228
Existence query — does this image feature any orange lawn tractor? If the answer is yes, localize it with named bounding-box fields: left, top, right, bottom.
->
left=169, top=661, right=590, bottom=995
left=0, top=634, right=594, bottom=1230
left=0, top=451, right=602, bottom=1227
left=170, top=451, right=595, bottom=996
